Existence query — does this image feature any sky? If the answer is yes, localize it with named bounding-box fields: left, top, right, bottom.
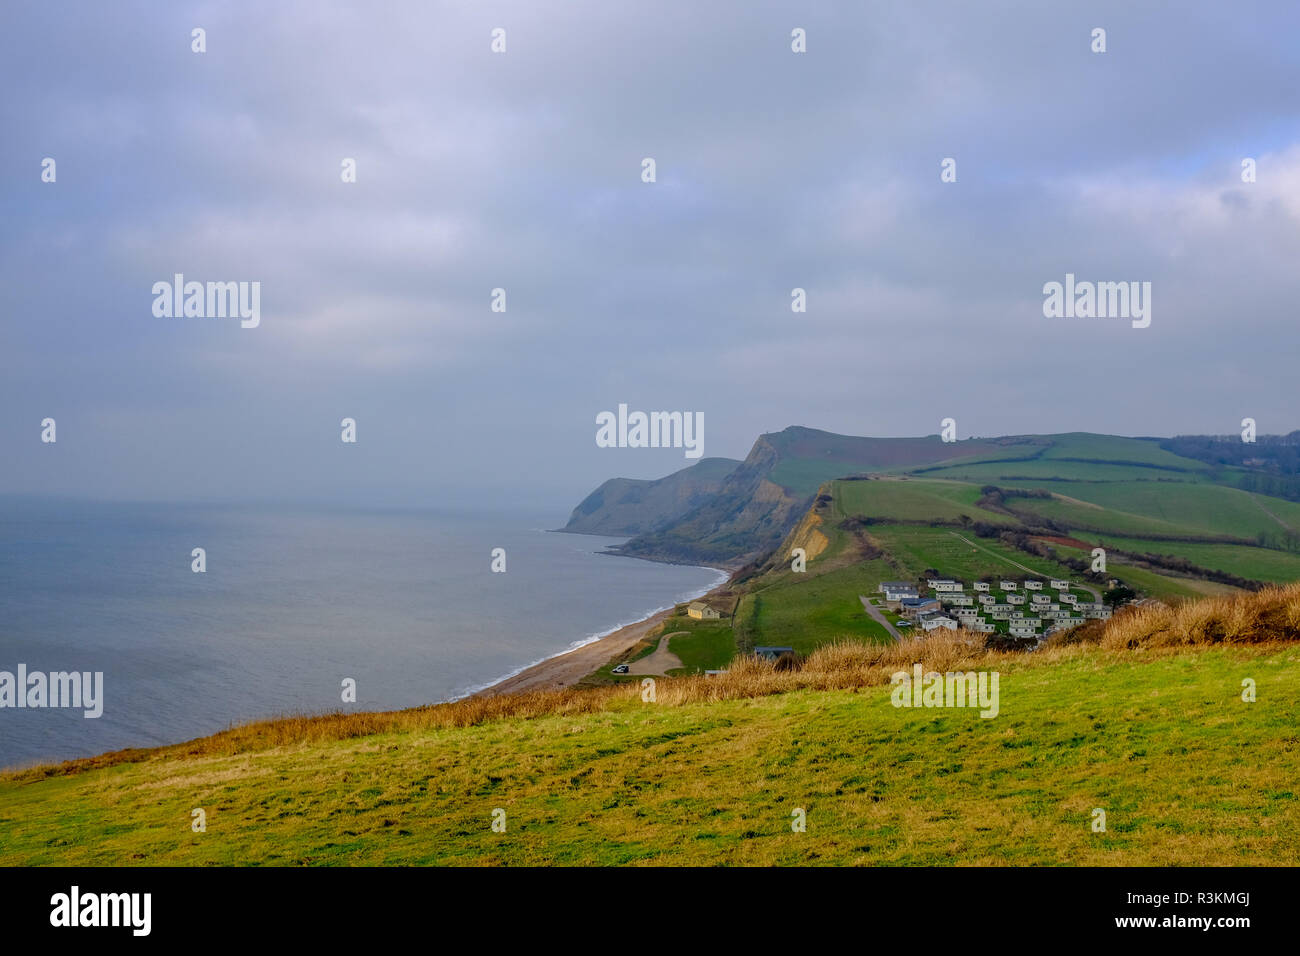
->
left=3, top=1, right=1300, bottom=513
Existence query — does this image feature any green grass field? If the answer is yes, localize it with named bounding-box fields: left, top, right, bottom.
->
left=833, top=478, right=1012, bottom=525
left=2, top=643, right=1294, bottom=866
left=666, top=620, right=736, bottom=673
left=1036, top=433, right=1210, bottom=470
left=1081, top=536, right=1300, bottom=584
left=740, top=560, right=896, bottom=654
left=918, top=459, right=1193, bottom=483
left=1048, top=542, right=1238, bottom=600
left=863, top=525, right=1072, bottom=584
left=915, top=434, right=1209, bottom=482
left=1009, top=481, right=1300, bottom=540
left=1000, top=489, right=1200, bottom=538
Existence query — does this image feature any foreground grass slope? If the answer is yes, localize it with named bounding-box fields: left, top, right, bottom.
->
left=4, top=587, right=1299, bottom=866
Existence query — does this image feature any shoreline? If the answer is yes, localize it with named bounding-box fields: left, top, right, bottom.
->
left=472, top=566, right=730, bottom=697
left=471, top=606, right=678, bottom=696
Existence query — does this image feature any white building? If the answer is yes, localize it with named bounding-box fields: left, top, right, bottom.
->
left=922, top=615, right=959, bottom=631
left=1050, top=579, right=1069, bottom=591
left=1024, top=580, right=1043, bottom=590
left=973, top=581, right=991, bottom=592
left=1000, top=580, right=1018, bottom=590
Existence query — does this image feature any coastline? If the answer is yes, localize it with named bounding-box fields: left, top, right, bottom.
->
left=472, top=564, right=730, bottom=697
left=471, top=606, right=677, bottom=696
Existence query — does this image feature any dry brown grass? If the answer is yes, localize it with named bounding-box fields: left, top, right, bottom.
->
left=655, top=630, right=1015, bottom=706
left=1098, top=581, right=1300, bottom=650
left=4, top=685, right=629, bottom=783
left=10, top=583, right=1300, bottom=784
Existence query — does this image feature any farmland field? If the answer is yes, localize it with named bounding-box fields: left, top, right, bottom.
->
left=1006, top=481, right=1300, bottom=539
left=833, top=478, right=1012, bottom=525
left=1074, top=536, right=1300, bottom=584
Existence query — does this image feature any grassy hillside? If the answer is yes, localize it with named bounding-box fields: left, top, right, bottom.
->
left=1082, top=537, right=1300, bottom=583
left=833, top=478, right=1013, bottom=525
left=1007, top=480, right=1300, bottom=540
left=4, top=586, right=1298, bottom=867
left=1045, top=542, right=1237, bottom=599
left=763, top=429, right=1036, bottom=496
left=738, top=561, right=896, bottom=654
left=1036, top=433, right=1211, bottom=469
left=917, top=433, right=1208, bottom=476
left=997, top=489, right=1202, bottom=538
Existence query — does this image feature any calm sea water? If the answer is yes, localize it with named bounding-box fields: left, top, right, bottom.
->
left=0, top=499, right=725, bottom=767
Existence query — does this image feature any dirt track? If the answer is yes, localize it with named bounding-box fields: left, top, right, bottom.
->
left=627, top=631, right=686, bottom=675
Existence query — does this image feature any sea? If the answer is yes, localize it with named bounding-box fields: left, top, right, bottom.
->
left=0, top=498, right=725, bottom=768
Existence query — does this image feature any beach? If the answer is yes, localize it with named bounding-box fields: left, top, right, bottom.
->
left=475, top=606, right=676, bottom=696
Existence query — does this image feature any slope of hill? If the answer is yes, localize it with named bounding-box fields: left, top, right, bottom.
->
left=4, top=588, right=1297, bottom=866
left=561, top=456, right=739, bottom=536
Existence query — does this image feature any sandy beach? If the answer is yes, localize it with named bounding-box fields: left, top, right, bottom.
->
left=475, top=607, right=676, bottom=696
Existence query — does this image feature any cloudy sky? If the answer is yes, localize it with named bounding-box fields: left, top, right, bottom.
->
left=3, top=1, right=1299, bottom=511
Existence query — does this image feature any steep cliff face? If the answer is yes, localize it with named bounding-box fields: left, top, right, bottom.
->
left=611, top=435, right=809, bottom=568
left=560, top=457, right=740, bottom=536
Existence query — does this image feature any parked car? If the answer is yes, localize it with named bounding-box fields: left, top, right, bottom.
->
left=611, top=663, right=630, bottom=675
